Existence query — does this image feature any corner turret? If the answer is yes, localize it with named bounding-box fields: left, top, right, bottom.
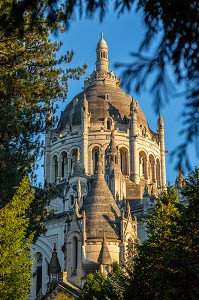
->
left=48, top=244, right=61, bottom=285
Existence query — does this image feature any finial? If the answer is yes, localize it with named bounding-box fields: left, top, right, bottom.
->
left=158, top=112, right=164, bottom=125
left=101, top=32, right=104, bottom=39
left=53, top=243, right=56, bottom=252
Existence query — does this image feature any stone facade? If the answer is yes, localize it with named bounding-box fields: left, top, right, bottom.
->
left=30, top=33, right=167, bottom=299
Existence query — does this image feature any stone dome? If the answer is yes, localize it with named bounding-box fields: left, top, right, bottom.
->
left=55, top=34, right=157, bottom=139
left=56, top=84, right=154, bottom=134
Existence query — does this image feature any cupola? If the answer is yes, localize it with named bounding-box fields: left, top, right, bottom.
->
left=96, top=32, right=109, bottom=73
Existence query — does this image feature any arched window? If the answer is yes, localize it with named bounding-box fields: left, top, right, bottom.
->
left=51, top=155, right=58, bottom=183
left=34, top=252, right=43, bottom=296
left=94, top=151, right=98, bottom=172
left=60, top=151, right=67, bottom=178
left=70, top=148, right=79, bottom=171
left=107, top=119, right=111, bottom=130
left=72, top=237, right=78, bottom=273
left=120, top=147, right=128, bottom=175
left=149, top=154, right=155, bottom=183
left=140, top=157, right=144, bottom=177
left=156, top=158, right=161, bottom=186
left=69, top=195, right=74, bottom=206
left=105, top=94, right=109, bottom=100
left=139, top=151, right=147, bottom=179
left=92, top=146, right=100, bottom=174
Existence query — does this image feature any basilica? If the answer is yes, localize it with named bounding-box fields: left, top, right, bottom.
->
left=30, top=33, right=167, bottom=299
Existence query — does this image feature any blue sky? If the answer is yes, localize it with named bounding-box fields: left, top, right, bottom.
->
left=36, top=7, right=198, bottom=185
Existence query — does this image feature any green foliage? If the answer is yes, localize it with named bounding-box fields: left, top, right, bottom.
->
left=80, top=263, right=129, bottom=300
left=126, top=169, right=199, bottom=299
left=80, top=272, right=109, bottom=300
left=53, top=292, right=75, bottom=300
left=0, top=1, right=86, bottom=241
left=0, top=177, right=33, bottom=300
left=107, top=262, right=129, bottom=300
left=0, top=13, right=86, bottom=206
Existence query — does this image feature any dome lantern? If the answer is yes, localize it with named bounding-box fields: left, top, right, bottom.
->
left=96, top=32, right=109, bottom=73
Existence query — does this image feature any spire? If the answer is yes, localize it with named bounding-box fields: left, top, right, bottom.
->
left=175, top=167, right=185, bottom=189
left=81, top=150, right=121, bottom=240
left=158, top=112, right=164, bottom=126
left=98, top=235, right=112, bottom=265
left=48, top=244, right=61, bottom=276
left=96, top=33, right=109, bottom=73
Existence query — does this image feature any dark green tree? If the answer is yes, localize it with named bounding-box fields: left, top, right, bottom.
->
left=0, top=6, right=86, bottom=208
left=79, top=272, right=110, bottom=300
left=107, top=262, right=129, bottom=300
left=0, top=3, right=86, bottom=241
left=1, top=0, right=198, bottom=169
left=0, top=177, right=33, bottom=300
left=80, top=263, right=129, bottom=300
left=126, top=168, right=199, bottom=299
left=54, top=293, right=75, bottom=300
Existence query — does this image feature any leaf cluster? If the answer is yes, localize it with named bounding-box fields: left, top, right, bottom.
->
left=126, top=168, right=199, bottom=299
left=0, top=3, right=86, bottom=241
left=80, top=263, right=129, bottom=300
left=53, top=292, right=75, bottom=300
left=79, top=272, right=109, bottom=300
left=0, top=177, right=33, bottom=300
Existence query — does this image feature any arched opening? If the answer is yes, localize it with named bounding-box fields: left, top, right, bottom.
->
left=72, top=236, right=78, bottom=273
left=92, top=146, right=100, bottom=174
left=107, top=118, right=111, bottom=130
left=139, top=151, right=147, bottom=179
left=34, top=252, right=43, bottom=296
left=51, top=155, right=58, bottom=183
left=149, top=154, right=155, bottom=183
left=120, top=147, right=128, bottom=175
left=69, top=195, right=74, bottom=206
left=60, top=151, right=68, bottom=179
left=156, top=158, right=161, bottom=186
left=71, top=148, right=79, bottom=172
left=105, top=94, right=109, bottom=100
